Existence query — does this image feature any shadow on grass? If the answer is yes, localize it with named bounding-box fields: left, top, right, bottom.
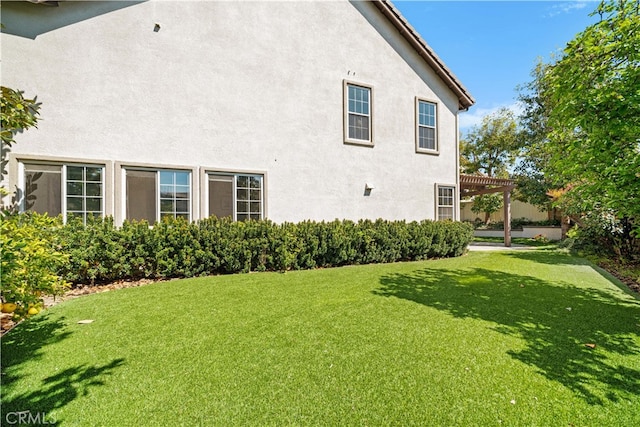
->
left=1, top=314, right=125, bottom=422
left=375, top=263, right=640, bottom=405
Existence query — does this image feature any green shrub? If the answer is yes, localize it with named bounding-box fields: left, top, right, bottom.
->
left=52, top=216, right=473, bottom=285
left=0, top=211, right=69, bottom=311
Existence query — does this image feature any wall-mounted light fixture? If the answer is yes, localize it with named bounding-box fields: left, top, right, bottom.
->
left=154, top=23, right=161, bottom=32
left=364, top=183, right=374, bottom=196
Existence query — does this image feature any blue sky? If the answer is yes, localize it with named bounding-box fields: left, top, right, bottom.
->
left=392, top=0, right=600, bottom=132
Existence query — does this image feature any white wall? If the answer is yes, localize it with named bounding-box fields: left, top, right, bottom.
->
left=1, top=0, right=464, bottom=224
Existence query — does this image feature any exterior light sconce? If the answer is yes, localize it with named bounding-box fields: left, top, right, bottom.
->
left=364, top=183, right=374, bottom=196
left=154, top=23, right=161, bottom=32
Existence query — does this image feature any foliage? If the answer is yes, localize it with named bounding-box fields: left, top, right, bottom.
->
left=460, top=107, right=520, bottom=177
left=54, top=216, right=474, bottom=285
left=0, top=86, right=41, bottom=196
left=520, top=1, right=640, bottom=235
left=0, top=212, right=70, bottom=312
left=514, top=61, right=557, bottom=211
left=469, top=193, right=503, bottom=224
left=563, top=209, right=640, bottom=262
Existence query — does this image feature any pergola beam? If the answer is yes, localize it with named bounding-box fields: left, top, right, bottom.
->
left=462, top=185, right=515, bottom=197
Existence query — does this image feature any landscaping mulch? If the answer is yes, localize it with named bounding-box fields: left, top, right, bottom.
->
left=596, top=260, right=640, bottom=294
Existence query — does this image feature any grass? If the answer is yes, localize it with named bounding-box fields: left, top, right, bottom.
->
left=2, top=249, right=639, bottom=426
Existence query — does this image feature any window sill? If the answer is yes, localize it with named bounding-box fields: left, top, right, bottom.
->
left=344, top=139, right=374, bottom=148
left=416, top=148, right=440, bottom=155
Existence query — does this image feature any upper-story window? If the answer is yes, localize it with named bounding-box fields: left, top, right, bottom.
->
left=344, top=81, right=373, bottom=145
left=23, top=162, right=104, bottom=223
left=416, top=99, right=438, bottom=153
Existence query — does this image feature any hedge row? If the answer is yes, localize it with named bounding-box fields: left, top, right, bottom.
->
left=55, top=216, right=474, bottom=285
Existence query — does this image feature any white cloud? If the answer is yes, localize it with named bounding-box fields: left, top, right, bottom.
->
left=459, top=102, right=523, bottom=133
left=546, top=1, right=590, bottom=17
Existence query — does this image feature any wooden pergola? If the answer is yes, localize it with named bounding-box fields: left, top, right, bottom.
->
left=460, top=174, right=516, bottom=247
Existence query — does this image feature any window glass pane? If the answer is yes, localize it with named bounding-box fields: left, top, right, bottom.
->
left=160, top=199, right=174, bottom=212
left=24, top=164, right=62, bottom=216
left=86, top=198, right=102, bottom=212
left=249, top=176, right=261, bottom=189
left=86, top=183, right=101, bottom=197
left=349, top=114, right=370, bottom=141
left=175, top=172, right=189, bottom=186
left=237, top=201, right=249, bottom=213
left=67, top=197, right=83, bottom=211
left=86, top=167, right=102, bottom=182
left=237, top=175, right=249, bottom=188
left=250, top=202, right=261, bottom=214
left=159, top=171, right=174, bottom=185
left=160, top=185, right=174, bottom=198
left=237, top=213, right=249, bottom=222
left=175, top=185, right=189, bottom=199
left=67, top=181, right=84, bottom=196
left=67, top=166, right=83, bottom=181
left=127, top=170, right=157, bottom=224
left=175, top=200, right=189, bottom=213
left=419, top=102, right=434, bottom=126
left=237, top=188, right=249, bottom=201
left=249, top=189, right=261, bottom=201
left=419, top=127, right=436, bottom=150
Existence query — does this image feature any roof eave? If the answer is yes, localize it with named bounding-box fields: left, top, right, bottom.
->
left=372, top=0, right=475, bottom=111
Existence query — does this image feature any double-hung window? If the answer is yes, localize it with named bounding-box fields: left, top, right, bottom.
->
left=126, top=169, right=191, bottom=224
left=436, top=185, right=455, bottom=221
left=208, top=173, right=263, bottom=221
left=344, top=81, right=373, bottom=145
left=416, top=99, right=438, bottom=153
left=23, top=163, right=104, bottom=223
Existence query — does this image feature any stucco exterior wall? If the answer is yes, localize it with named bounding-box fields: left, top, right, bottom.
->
left=1, top=0, right=465, bottom=224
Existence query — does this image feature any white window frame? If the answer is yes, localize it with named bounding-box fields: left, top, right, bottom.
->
left=416, top=98, right=439, bottom=154
left=124, top=168, right=192, bottom=223
left=206, top=172, right=264, bottom=221
left=344, top=80, right=374, bottom=146
left=20, top=161, right=106, bottom=224
left=435, top=184, right=456, bottom=221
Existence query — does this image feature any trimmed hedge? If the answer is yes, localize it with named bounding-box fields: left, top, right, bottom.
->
left=56, top=216, right=474, bottom=285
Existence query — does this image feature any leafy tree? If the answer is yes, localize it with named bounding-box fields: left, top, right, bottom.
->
left=461, top=107, right=520, bottom=222
left=1, top=86, right=41, bottom=200
left=461, top=107, right=520, bottom=177
left=0, top=87, right=68, bottom=315
left=514, top=61, right=557, bottom=214
left=533, top=0, right=640, bottom=235
left=470, top=193, right=503, bottom=224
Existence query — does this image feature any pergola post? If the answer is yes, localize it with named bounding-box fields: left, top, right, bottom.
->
left=503, top=189, right=511, bottom=247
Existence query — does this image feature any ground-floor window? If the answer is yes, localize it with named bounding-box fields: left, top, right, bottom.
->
left=126, top=169, right=190, bottom=224
left=208, top=173, right=263, bottom=221
left=436, top=185, right=455, bottom=220
left=23, top=163, right=104, bottom=223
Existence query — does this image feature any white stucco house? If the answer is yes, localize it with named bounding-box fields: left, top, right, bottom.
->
left=1, top=0, right=474, bottom=225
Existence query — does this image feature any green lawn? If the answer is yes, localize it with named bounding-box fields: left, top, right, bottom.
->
left=2, top=249, right=639, bottom=426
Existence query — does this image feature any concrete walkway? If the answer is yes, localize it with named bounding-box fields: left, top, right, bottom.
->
left=467, top=242, right=533, bottom=251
